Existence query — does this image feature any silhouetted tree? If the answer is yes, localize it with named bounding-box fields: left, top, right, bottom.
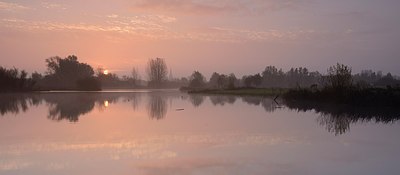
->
left=146, top=58, right=168, bottom=88
left=209, top=72, right=220, bottom=88
left=227, top=73, right=237, bottom=89
left=0, top=67, right=35, bottom=92
left=76, top=77, right=101, bottom=91
left=131, top=67, right=140, bottom=86
left=375, top=73, right=400, bottom=87
left=207, top=72, right=237, bottom=89
left=326, top=63, right=352, bottom=89
left=353, top=69, right=382, bottom=86
left=262, top=65, right=284, bottom=87
left=96, top=67, right=125, bottom=88
left=31, top=72, right=42, bottom=82
left=44, top=55, right=99, bottom=90
left=243, top=73, right=262, bottom=87
left=189, top=71, right=206, bottom=88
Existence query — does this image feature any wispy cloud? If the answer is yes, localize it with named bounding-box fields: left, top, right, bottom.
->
left=136, top=158, right=236, bottom=175
left=183, top=27, right=349, bottom=43
left=0, top=1, right=30, bottom=12
left=0, top=160, right=33, bottom=171
left=0, top=14, right=175, bottom=39
left=41, top=2, right=67, bottom=10
left=131, top=0, right=312, bottom=15
left=1, top=14, right=349, bottom=43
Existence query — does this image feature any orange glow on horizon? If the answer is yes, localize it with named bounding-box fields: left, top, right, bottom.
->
left=103, top=70, right=109, bottom=75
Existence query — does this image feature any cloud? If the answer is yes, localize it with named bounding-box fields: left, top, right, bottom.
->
left=131, top=0, right=312, bottom=15
left=41, top=2, right=67, bottom=10
left=1, top=15, right=349, bottom=43
left=136, top=158, right=236, bottom=175
left=183, top=27, right=348, bottom=43
left=0, top=160, right=33, bottom=171
left=0, top=15, right=175, bottom=39
left=135, top=157, right=308, bottom=175
left=0, top=1, right=30, bottom=11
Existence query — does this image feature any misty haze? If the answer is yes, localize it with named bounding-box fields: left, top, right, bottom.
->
left=1, top=0, right=400, bottom=175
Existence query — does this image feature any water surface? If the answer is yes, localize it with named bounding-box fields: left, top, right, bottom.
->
left=1, top=90, right=399, bottom=175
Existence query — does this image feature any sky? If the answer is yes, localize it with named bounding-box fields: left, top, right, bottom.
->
left=1, top=0, right=400, bottom=78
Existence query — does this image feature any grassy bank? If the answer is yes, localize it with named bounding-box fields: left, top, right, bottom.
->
left=186, top=88, right=287, bottom=96
left=184, top=86, right=400, bottom=107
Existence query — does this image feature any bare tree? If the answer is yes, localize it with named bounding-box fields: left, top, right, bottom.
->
left=131, top=67, right=140, bottom=86
left=146, top=58, right=167, bottom=88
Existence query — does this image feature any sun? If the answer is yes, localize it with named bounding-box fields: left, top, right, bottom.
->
left=103, top=69, right=109, bottom=75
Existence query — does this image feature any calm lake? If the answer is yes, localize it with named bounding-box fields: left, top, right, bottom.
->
left=1, top=90, right=399, bottom=175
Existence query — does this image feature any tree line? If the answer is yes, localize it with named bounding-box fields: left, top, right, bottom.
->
left=0, top=67, right=35, bottom=92
left=1, top=55, right=399, bottom=92
left=186, top=63, right=400, bottom=90
left=1, top=55, right=187, bottom=92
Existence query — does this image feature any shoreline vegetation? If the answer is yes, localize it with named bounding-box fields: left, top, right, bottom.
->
left=1, top=56, right=187, bottom=92
left=183, top=87, right=287, bottom=96
left=1, top=55, right=400, bottom=107
left=182, top=63, right=400, bottom=107
left=185, top=87, right=400, bottom=107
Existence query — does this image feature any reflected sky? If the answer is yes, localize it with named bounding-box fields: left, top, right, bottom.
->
left=0, top=91, right=400, bottom=175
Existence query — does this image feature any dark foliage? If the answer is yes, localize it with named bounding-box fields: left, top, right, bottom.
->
left=0, top=67, right=35, bottom=92
left=76, top=77, right=101, bottom=91
left=284, top=99, right=400, bottom=135
left=284, top=87, right=400, bottom=107
left=40, top=55, right=99, bottom=90
left=189, top=71, right=206, bottom=88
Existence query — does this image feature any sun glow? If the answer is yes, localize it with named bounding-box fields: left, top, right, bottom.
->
left=104, top=100, right=109, bottom=107
left=103, top=70, right=109, bottom=75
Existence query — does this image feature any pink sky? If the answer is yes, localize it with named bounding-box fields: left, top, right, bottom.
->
left=1, top=0, right=400, bottom=78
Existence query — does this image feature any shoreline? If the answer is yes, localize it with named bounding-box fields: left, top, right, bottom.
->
left=186, top=88, right=287, bottom=96
left=184, top=87, right=400, bottom=107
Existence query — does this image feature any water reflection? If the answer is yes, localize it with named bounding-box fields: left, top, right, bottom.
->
left=46, top=94, right=96, bottom=122
left=1, top=92, right=399, bottom=135
left=0, top=94, right=41, bottom=115
left=284, top=100, right=400, bottom=135
left=202, top=95, right=400, bottom=135
left=209, top=95, right=236, bottom=106
left=0, top=93, right=144, bottom=122
left=147, top=93, right=167, bottom=120
left=189, top=94, right=205, bottom=107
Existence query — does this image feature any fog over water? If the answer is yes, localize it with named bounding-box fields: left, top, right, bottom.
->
left=1, top=90, right=399, bottom=175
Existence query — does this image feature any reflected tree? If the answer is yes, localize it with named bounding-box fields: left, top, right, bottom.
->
left=317, top=114, right=352, bottom=135
left=147, top=94, right=167, bottom=120
left=46, top=94, right=96, bottom=122
left=261, top=98, right=279, bottom=112
left=0, top=94, right=41, bottom=115
left=284, top=99, right=400, bottom=135
left=129, top=94, right=141, bottom=111
left=189, top=95, right=205, bottom=107
left=241, top=96, right=262, bottom=106
left=210, top=95, right=237, bottom=106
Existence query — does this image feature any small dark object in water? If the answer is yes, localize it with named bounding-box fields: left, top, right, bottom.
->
left=274, top=94, right=280, bottom=105
left=176, top=108, right=184, bottom=111
left=274, top=94, right=279, bottom=101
